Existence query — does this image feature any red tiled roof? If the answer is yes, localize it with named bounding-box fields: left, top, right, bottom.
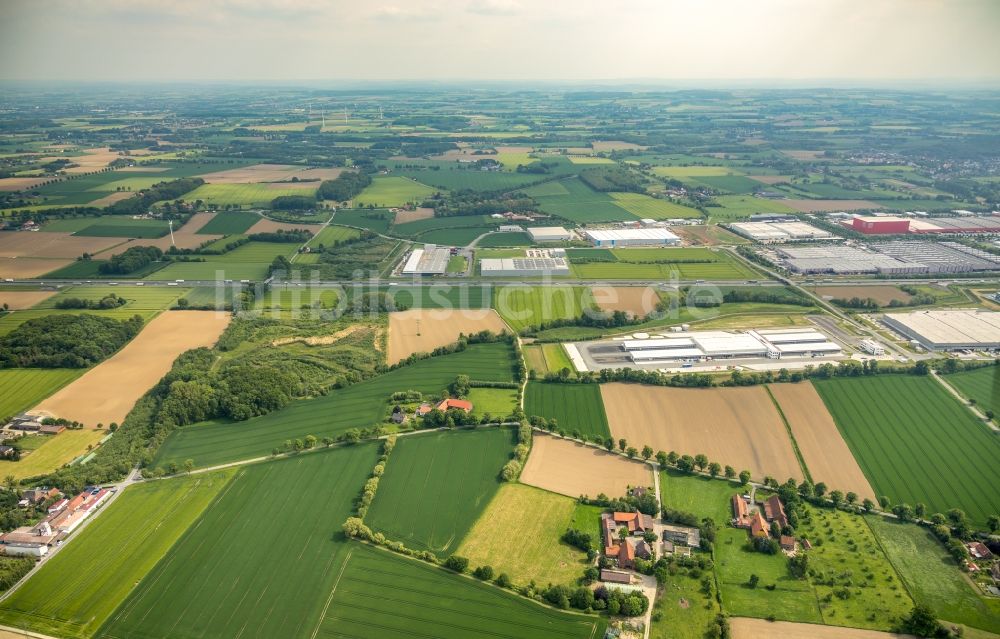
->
left=732, top=494, right=748, bottom=518
left=436, top=398, right=473, bottom=412
left=749, top=512, right=768, bottom=537
left=780, top=535, right=795, bottom=549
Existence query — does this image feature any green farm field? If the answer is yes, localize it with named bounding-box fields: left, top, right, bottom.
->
left=144, top=260, right=269, bottom=281
left=523, top=382, right=611, bottom=439
left=354, top=176, right=439, bottom=207
left=531, top=178, right=637, bottom=223
left=42, top=215, right=169, bottom=238
left=308, top=224, right=360, bottom=246
left=366, top=428, right=514, bottom=555
left=476, top=231, right=533, bottom=247
left=154, top=343, right=516, bottom=469
left=0, top=285, right=187, bottom=334
left=813, top=376, right=1000, bottom=526
left=196, top=211, right=261, bottom=234
left=944, top=365, right=1000, bottom=421
left=467, top=387, right=518, bottom=417
left=708, top=195, right=797, bottom=221
left=492, top=286, right=593, bottom=332
left=570, top=247, right=755, bottom=280
left=313, top=543, right=606, bottom=639
left=97, top=445, right=379, bottom=639
left=0, top=470, right=236, bottom=638
left=609, top=192, right=702, bottom=219
left=209, top=241, right=296, bottom=262
left=457, top=483, right=590, bottom=587
left=866, top=515, right=1000, bottom=634
left=330, top=208, right=393, bottom=233
left=0, top=368, right=81, bottom=418
left=184, top=183, right=317, bottom=207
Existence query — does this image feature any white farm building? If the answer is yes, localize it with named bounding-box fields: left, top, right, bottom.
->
left=583, top=228, right=680, bottom=247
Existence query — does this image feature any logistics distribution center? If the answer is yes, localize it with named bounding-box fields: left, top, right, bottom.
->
left=400, top=245, right=451, bottom=275
left=883, top=310, right=1000, bottom=351
left=772, top=242, right=1000, bottom=275
left=621, top=328, right=842, bottom=364
left=727, top=221, right=833, bottom=243
left=583, top=228, right=681, bottom=247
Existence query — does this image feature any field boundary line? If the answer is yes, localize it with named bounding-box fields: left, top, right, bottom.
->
left=309, top=548, right=353, bottom=639
left=764, top=384, right=813, bottom=483
left=931, top=370, right=998, bottom=432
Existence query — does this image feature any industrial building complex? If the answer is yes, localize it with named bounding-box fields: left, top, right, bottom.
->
left=582, top=228, right=681, bottom=247
left=771, top=242, right=1000, bottom=275
left=847, top=214, right=1000, bottom=236
left=480, top=249, right=570, bottom=276
left=620, top=328, right=842, bottom=364
left=400, top=245, right=452, bottom=275
left=527, top=226, right=573, bottom=242
left=727, top=221, right=834, bottom=243
left=883, top=310, right=1000, bottom=351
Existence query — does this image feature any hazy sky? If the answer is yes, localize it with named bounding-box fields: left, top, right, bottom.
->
left=1, top=0, right=998, bottom=83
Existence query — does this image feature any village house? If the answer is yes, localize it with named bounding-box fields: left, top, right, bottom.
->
left=415, top=403, right=433, bottom=417
left=732, top=494, right=769, bottom=538
left=601, top=511, right=657, bottom=570
left=599, top=569, right=632, bottom=585
left=780, top=535, right=796, bottom=552
left=22, top=487, right=60, bottom=505
left=390, top=406, right=406, bottom=425
left=762, top=494, right=788, bottom=530
left=435, top=398, right=473, bottom=413
left=967, top=541, right=992, bottom=560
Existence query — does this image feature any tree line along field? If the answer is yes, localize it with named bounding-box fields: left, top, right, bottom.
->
left=0, top=469, right=236, bottom=638
left=153, top=342, right=517, bottom=469
left=314, top=543, right=606, bottom=639
left=96, top=445, right=380, bottom=639
left=365, top=428, right=514, bottom=556
left=943, top=365, right=1000, bottom=421
left=813, top=375, right=1000, bottom=526
left=523, top=382, right=611, bottom=439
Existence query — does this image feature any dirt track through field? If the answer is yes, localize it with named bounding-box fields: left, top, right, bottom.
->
left=387, top=308, right=508, bottom=365
left=87, top=191, right=135, bottom=207
left=769, top=383, right=877, bottom=501
left=730, top=618, right=915, bottom=639
left=34, top=311, right=230, bottom=426
left=520, top=433, right=654, bottom=499
left=601, top=384, right=803, bottom=482
left=0, top=290, right=56, bottom=309
left=591, top=286, right=661, bottom=317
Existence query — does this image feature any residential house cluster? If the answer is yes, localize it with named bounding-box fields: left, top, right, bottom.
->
left=965, top=541, right=1000, bottom=595
left=601, top=511, right=655, bottom=570
left=0, top=486, right=112, bottom=557
left=3, top=413, right=65, bottom=436
left=732, top=493, right=796, bottom=552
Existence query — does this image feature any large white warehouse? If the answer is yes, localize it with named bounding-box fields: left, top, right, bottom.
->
left=527, top=226, right=572, bottom=242
left=583, top=228, right=681, bottom=247
left=622, top=328, right=841, bottom=363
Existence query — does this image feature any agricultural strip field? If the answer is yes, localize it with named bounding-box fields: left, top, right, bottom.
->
left=365, top=428, right=514, bottom=555
left=0, top=368, right=81, bottom=418
left=0, top=469, right=236, bottom=638
left=353, top=176, right=439, bottom=207
left=183, top=183, right=318, bottom=207
left=154, top=343, right=516, bottom=469
left=456, top=483, right=589, bottom=587
left=69, top=217, right=169, bottom=238
left=30, top=285, right=188, bottom=320
left=0, top=231, right=124, bottom=259
left=96, top=445, right=379, bottom=639
left=386, top=308, right=508, bottom=365
left=520, top=433, right=653, bottom=499
left=944, top=365, right=1000, bottom=421
left=530, top=178, right=637, bottom=223
left=492, top=286, right=593, bottom=333
left=609, top=192, right=702, bottom=219
left=195, top=211, right=262, bottom=234
left=36, top=311, right=231, bottom=427
left=865, top=515, right=1000, bottom=634
left=813, top=375, right=1000, bottom=526
left=768, top=383, right=877, bottom=501
left=523, top=382, right=611, bottom=440
left=312, top=543, right=606, bottom=639
left=729, top=618, right=919, bottom=639
left=708, top=196, right=797, bottom=222
left=568, top=247, right=757, bottom=281
left=143, top=261, right=270, bottom=281
left=601, top=384, right=804, bottom=482
left=307, top=224, right=360, bottom=247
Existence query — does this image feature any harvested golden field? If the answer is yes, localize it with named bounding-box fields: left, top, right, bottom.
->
left=0, top=290, right=56, bottom=309
left=245, top=218, right=324, bottom=234
left=768, top=383, right=877, bottom=501
left=748, top=175, right=792, bottom=185
left=35, top=311, right=230, bottom=427
left=393, top=207, right=435, bottom=224
left=0, top=232, right=123, bottom=258
left=198, top=163, right=301, bottom=183
left=0, top=177, right=50, bottom=192
left=0, top=257, right=74, bottom=278
left=730, top=618, right=914, bottom=639
left=294, top=167, right=346, bottom=181
left=520, top=433, right=654, bottom=499
left=600, top=384, right=803, bottom=482
left=591, top=286, right=661, bottom=317
left=88, top=191, right=135, bottom=207
left=784, top=199, right=880, bottom=213
left=387, top=308, right=508, bottom=365
left=50, top=147, right=120, bottom=173
left=811, top=285, right=912, bottom=306
left=139, top=212, right=223, bottom=250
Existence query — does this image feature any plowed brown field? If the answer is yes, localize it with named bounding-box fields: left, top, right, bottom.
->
left=520, top=433, right=654, bottom=499
left=731, top=618, right=915, bottom=639
left=600, top=384, right=803, bottom=482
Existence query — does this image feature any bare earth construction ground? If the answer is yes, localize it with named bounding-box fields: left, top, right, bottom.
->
left=601, top=384, right=803, bottom=482
left=730, top=618, right=915, bottom=639
left=520, top=433, right=654, bottom=499
left=387, top=308, right=508, bottom=365
left=769, top=383, right=877, bottom=501
left=35, top=311, right=231, bottom=426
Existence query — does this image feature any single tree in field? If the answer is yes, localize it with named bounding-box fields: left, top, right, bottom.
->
left=747, top=574, right=759, bottom=589
left=862, top=498, right=875, bottom=513
left=655, top=451, right=668, bottom=467
left=626, top=447, right=637, bottom=459
left=845, top=492, right=858, bottom=506
left=604, top=438, right=614, bottom=452
left=914, top=503, right=926, bottom=518
left=667, top=451, right=679, bottom=465
left=829, top=490, right=843, bottom=507
left=813, top=482, right=827, bottom=498
left=878, top=495, right=890, bottom=509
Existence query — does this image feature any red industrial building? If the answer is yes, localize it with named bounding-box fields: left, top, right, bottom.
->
left=851, top=216, right=910, bottom=234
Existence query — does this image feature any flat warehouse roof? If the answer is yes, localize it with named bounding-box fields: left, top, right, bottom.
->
left=584, top=228, right=680, bottom=241
left=622, top=338, right=696, bottom=350
left=761, top=332, right=827, bottom=343
left=773, top=342, right=841, bottom=353
left=885, top=310, right=1000, bottom=347
left=630, top=348, right=705, bottom=360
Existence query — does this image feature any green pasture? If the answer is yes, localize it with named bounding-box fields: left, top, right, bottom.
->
left=354, top=176, right=439, bottom=207
left=523, top=382, right=611, bottom=439
left=196, top=211, right=262, bottom=234
left=531, top=178, right=637, bottom=223
left=492, top=286, right=593, bottom=332
left=467, top=387, right=518, bottom=417
left=609, top=192, right=702, bottom=219
left=184, top=183, right=316, bottom=207
left=153, top=343, right=517, bottom=469
left=813, top=376, right=1000, bottom=527
left=0, top=469, right=235, bottom=638
left=366, top=428, right=514, bottom=555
